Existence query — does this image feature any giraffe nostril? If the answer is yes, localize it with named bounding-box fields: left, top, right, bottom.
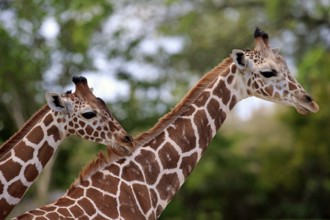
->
left=305, top=95, right=313, bottom=102
left=123, top=135, right=133, bottom=143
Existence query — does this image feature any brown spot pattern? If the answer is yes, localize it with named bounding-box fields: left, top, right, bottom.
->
left=0, top=199, right=10, bottom=216
left=216, top=109, right=227, bottom=128
left=14, top=145, right=34, bottom=162
left=38, top=143, right=54, bottom=167
left=229, top=95, right=237, bottom=110
left=0, top=182, right=3, bottom=194
left=181, top=105, right=196, bottom=117
left=105, top=164, right=120, bottom=176
left=78, top=198, right=96, bottom=216
left=132, top=183, right=152, bottom=214
left=167, top=118, right=195, bottom=153
left=43, top=114, right=53, bottom=127
left=40, top=205, right=56, bottom=212
left=149, top=188, right=158, bottom=208
left=68, top=186, right=85, bottom=200
left=213, top=80, right=231, bottom=105
left=148, top=133, right=165, bottom=151
left=28, top=209, right=45, bottom=215
left=227, top=75, right=235, bottom=85
left=156, top=173, right=180, bottom=201
left=135, top=149, right=160, bottom=185
left=121, top=161, right=144, bottom=182
left=0, top=159, right=21, bottom=181
left=85, top=125, right=93, bottom=135
left=194, top=110, right=212, bottom=149
left=57, top=207, right=72, bottom=216
left=265, top=85, right=274, bottom=96
left=46, top=212, right=61, bottom=219
left=230, top=64, right=237, bottom=74
left=158, top=143, right=180, bottom=169
left=47, top=125, right=61, bottom=142
left=54, top=197, right=75, bottom=207
left=120, top=182, right=144, bottom=220
left=24, top=164, right=39, bottom=182
left=156, top=205, right=163, bottom=218
left=70, top=205, right=84, bottom=218
left=87, top=188, right=119, bottom=219
left=180, top=152, right=198, bottom=178
left=91, top=172, right=120, bottom=195
left=195, top=92, right=210, bottom=108
left=207, top=98, right=221, bottom=128
left=7, top=179, right=27, bottom=198
left=289, top=82, right=297, bottom=90
left=26, top=126, right=44, bottom=145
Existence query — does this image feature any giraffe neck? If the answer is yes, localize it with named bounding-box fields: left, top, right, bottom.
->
left=133, top=59, right=245, bottom=217
left=15, top=57, right=249, bottom=219
left=0, top=107, right=65, bottom=218
left=0, top=105, right=50, bottom=159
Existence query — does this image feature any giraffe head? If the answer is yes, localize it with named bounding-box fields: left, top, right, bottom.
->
left=231, top=27, right=319, bottom=114
left=45, top=76, right=134, bottom=156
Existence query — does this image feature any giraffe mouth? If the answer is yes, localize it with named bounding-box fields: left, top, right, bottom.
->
left=295, top=98, right=319, bottom=115
left=111, top=143, right=134, bottom=156
left=109, top=136, right=135, bottom=156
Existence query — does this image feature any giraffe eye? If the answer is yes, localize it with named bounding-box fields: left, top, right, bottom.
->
left=82, top=111, right=97, bottom=119
left=260, top=70, right=277, bottom=78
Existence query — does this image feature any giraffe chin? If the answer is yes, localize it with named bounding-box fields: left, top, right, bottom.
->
left=295, top=101, right=319, bottom=115
left=110, top=144, right=134, bottom=156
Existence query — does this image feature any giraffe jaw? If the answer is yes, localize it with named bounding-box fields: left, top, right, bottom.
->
left=110, top=143, right=134, bottom=156
left=108, top=137, right=135, bottom=156
left=295, top=100, right=319, bottom=115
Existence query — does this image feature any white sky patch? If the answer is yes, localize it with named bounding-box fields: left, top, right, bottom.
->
left=235, top=98, right=274, bottom=120
left=160, top=37, right=184, bottom=54
left=0, top=10, right=17, bottom=34
left=39, top=17, right=59, bottom=40
left=139, top=37, right=184, bottom=55
left=36, top=3, right=281, bottom=121
left=75, top=73, right=130, bottom=102
left=125, top=61, right=160, bottom=81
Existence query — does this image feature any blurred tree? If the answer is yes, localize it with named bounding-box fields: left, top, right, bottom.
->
left=1, top=0, right=182, bottom=216
left=157, top=0, right=330, bottom=219
left=1, top=0, right=329, bottom=218
left=272, top=47, right=330, bottom=218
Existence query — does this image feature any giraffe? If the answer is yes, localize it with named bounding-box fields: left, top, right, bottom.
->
left=0, top=76, right=134, bottom=219
left=15, top=28, right=319, bottom=219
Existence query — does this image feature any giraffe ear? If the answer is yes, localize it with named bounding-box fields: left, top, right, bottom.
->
left=45, top=92, right=71, bottom=114
left=231, top=49, right=251, bottom=70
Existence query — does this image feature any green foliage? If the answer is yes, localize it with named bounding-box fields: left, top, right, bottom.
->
left=158, top=0, right=330, bottom=219
left=274, top=47, right=330, bottom=218
left=1, top=0, right=329, bottom=218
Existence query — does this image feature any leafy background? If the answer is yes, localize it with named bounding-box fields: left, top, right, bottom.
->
left=0, top=0, right=329, bottom=219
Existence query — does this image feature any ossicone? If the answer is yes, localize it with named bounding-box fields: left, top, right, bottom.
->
left=254, top=27, right=271, bottom=50
left=254, top=27, right=269, bottom=40
left=72, top=76, right=88, bottom=85
left=72, top=76, right=93, bottom=97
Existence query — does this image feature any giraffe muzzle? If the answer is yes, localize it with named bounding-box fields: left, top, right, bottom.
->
left=110, top=134, right=135, bottom=156
left=294, top=94, right=319, bottom=114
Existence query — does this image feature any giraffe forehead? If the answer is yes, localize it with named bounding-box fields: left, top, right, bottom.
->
left=247, top=53, right=293, bottom=79
left=62, top=93, right=83, bottom=105
left=62, top=89, right=112, bottom=115
left=245, top=50, right=265, bottom=64
left=63, top=94, right=98, bottom=111
left=246, top=50, right=286, bottom=67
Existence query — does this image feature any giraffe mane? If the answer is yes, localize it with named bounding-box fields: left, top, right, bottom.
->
left=134, top=56, right=233, bottom=146
left=67, top=148, right=120, bottom=192
left=0, top=105, right=50, bottom=159
left=69, top=56, right=234, bottom=190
